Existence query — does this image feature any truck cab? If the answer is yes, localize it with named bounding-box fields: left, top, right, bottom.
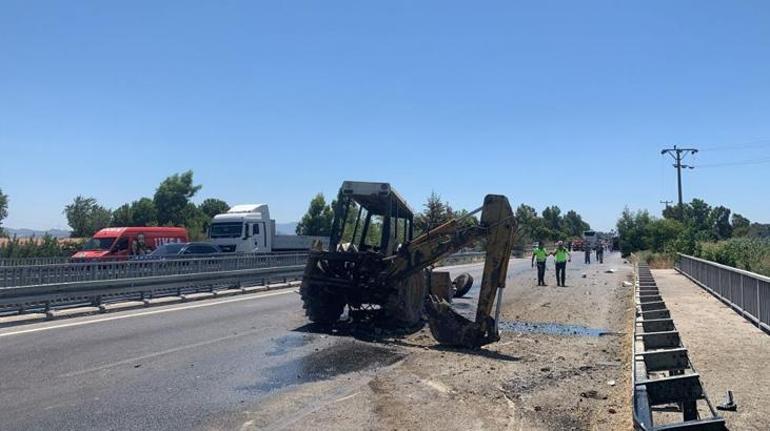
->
left=208, top=204, right=270, bottom=253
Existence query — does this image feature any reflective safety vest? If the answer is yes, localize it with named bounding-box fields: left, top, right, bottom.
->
left=533, top=247, right=547, bottom=262
left=554, top=247, right=569, bottom=263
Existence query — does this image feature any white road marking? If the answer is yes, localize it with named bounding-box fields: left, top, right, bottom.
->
left=0, top=289, right=296, bottom=338
left=62, top=326, right=273, bottom=378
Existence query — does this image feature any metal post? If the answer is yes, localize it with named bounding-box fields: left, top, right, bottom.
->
left=740, top=274, right=744, bottom=315
left=759, top=279, right=763, bottom=327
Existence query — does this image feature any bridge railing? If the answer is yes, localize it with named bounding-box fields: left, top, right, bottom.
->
left=676, top=253, right=770, bottom=334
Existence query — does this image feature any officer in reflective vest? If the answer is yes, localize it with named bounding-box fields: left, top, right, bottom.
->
left=531, top=241, right=548, bottom=286
left=553, top=241, right=571, bottom=287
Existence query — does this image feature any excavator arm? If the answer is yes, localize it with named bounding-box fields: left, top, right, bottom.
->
left=381, top=194, right=516, bottom=348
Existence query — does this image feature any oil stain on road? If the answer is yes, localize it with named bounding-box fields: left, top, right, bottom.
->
left=237, top=341, right=405, bottom=394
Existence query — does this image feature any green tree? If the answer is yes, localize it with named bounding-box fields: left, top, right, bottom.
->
left=684, top=198, right=712, bottom=232
left=647, top=218, right=685, bottom=252
left=415, top=191, right=451, bottom=234
left=199, top=198, right=230, bottom=219
left=64, top=196, right=112, bottom=237
left=296, top=193, right=334, bottom=236
left=617, top=207, right=653, bottom=255
left=731, top=213, right=751, bottom=237
left=562, top=209, right=589, bottom=237
left=130, top=198, right=158, bottom=226
left=153, top=171, right=202, bottom=226
left=181, top=203, right=209, bottom=240
left=0, top=188, right=8, bottom=236
left=111, top=204, right=134, bottom=226
left=514, top=204, right=544, bottom=246
left=708, top=205, right=732, bottom=240
left=541, top=206, right=563, bottom=240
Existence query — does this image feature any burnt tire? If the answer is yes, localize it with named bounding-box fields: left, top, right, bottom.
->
left=452, top=273, right=474, bottom=298
left=383, top=273, right=428, bottom=329
left=300, top=280, right=345, bottom=324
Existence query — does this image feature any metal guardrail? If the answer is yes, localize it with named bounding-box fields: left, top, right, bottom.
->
left=0, top=252, right=489, bottom=317
left=436, top=251, right=485, bottom=267
left=677, top=253, right=770, bottom=334
left=0, top=257, right=72, bottom=267
left=632, top=262, right=726, bottom=431
left=0, top=253, right=309, bottom=288
left=0, top=265, right=306, bottom=316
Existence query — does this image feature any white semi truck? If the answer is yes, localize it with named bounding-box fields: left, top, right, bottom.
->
left=208, top=204, right=328, bottom=253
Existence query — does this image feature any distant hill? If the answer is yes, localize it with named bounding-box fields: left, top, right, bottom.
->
left=2, top=223, right=304, bottom=238
left=276, top=222, right=298, bottom=235
left=3, top=227, right=72, bottom=238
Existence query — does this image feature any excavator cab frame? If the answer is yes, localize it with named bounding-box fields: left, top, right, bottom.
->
left=329, top=181, right=415, bottom=256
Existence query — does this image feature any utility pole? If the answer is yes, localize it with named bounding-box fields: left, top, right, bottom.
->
left=660, top=200, right=673, bottom=208
left=661, top=145, right=698, bottom=217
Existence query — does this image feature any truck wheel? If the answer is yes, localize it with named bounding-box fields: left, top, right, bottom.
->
left=453, top=273, right=474, bottom=298
left=300, top=280, right=345, bottom=324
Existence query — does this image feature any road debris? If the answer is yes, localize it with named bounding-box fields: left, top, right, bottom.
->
left=716, top=390, right=737, bottom=411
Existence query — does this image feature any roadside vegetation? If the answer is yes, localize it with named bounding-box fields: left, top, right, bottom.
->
left=62, top=170, right=229, bottom=241
left=296, top=191, right=591, bottom=256
left=617, top=198, right=770, bottom=276
left=0, top=172, right=233, bottom=258
left=2, top=180, right=593, bottom=259
left=0, top=235, right=82, bottom=259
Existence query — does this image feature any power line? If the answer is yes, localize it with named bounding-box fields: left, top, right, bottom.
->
left=700, top=138, right=770, bottom=152
left=695, top=156, right=770, bottom=168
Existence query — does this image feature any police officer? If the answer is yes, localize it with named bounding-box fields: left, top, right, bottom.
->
left=531, top=241, right=548, bottom=286
left=584, top=244, right=591, bottom=264
left=553, top=241, right=571, bottom=287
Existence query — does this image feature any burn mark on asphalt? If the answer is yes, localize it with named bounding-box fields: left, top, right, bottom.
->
left=238, top=342, right=404, bottom=394
left=264, top=334, right=315, bottom=357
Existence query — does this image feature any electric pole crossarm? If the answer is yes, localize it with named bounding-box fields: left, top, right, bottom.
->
left=660, top=145, right=698, bottom=215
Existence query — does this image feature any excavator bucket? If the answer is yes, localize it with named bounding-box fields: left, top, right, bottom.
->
left=426, top=295, right=499, bottom=348
left=425, top=194, right=515, bottom=349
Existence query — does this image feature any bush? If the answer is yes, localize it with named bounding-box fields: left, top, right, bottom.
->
left=0, top=235, right=83, bottom=258
left=693, top=238, right=770, bottom=276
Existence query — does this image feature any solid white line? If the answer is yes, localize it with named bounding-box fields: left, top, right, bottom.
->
left=0, top=289, right=296, bottom=338
left=62, top=326, right=273, bottom=378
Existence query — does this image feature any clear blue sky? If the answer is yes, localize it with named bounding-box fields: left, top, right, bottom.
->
left=2, top=1, right=770, bottom=232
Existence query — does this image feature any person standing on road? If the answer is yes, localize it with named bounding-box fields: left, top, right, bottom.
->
left=531, top=241, right=548, bottom=286
left=595, top=242, right=604, bottom=264
left=553, top=241, right=571, bottom=287
left=584, top=244, right=591, bottom=264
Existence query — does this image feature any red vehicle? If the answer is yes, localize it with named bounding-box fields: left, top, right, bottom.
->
left=72, top=227, right=189, bottom=261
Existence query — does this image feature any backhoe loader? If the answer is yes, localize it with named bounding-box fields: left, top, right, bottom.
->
left=299, top=181, right=515, bottom=348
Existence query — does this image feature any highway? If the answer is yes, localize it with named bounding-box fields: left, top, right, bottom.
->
left=0, top=258, right=535, bottom=430
left=0, top=260, right=544, bottom=430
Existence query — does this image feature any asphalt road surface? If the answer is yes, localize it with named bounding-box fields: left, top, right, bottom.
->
left=0, top=258, right=540, bottom=431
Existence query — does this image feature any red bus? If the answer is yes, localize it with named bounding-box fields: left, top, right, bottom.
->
left=72, top=227, right=189, bottom=261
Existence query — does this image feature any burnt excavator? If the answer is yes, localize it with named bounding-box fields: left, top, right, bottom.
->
left=299, top=181, right=515, bottom=349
